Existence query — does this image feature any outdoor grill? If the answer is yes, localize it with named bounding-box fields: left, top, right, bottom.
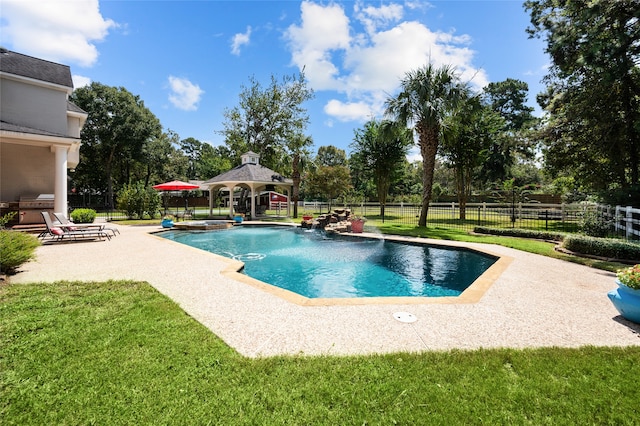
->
left=19, top=194, right=54, bottom=224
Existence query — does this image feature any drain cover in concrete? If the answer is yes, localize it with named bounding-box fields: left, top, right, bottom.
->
left=393, top=312, right=417, bottom=323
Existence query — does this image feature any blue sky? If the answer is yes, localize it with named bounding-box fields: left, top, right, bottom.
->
left=1, top=0, right=548, bottom=158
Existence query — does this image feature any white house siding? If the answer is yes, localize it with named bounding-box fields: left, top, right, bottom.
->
left=0, top=77, right=69, bottom=136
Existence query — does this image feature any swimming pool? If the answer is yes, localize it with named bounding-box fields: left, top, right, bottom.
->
left=160, top=226, right=498, bottom=299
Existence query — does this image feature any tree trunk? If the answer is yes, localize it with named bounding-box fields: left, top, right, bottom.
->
left=292, top=155, right=300, bottom=218
left=418, top=124, right=439, bottom=227
left=622, top=72, right=639, bottom=186
left=456, top=167, right=466, bottom=220
left=292, top=176, right=300, bottom=219
left=377, top=170, right=390, bottom=218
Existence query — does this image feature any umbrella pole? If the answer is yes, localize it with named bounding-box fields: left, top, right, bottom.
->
left=163, top=192, right=168, bottom=216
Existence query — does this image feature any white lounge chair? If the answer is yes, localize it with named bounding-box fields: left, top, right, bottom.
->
left=53, top=212, right=119, bottom=236
left=40, top=212, right=111, bottom=241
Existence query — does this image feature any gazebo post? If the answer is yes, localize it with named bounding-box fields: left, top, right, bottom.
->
left=250, top=186, right=256, bottom=219
left=227, top=185, right=234, bottom=218
left=208, top=187, right=214, bottom=217
left=288, top=185, right=293, bottom=217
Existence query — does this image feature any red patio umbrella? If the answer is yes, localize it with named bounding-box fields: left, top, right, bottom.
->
left=153, top=180, right=200, bottom=215
left=152, top=180, right=200, bottom=191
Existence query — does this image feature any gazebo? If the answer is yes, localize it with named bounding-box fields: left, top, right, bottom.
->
left=201, top=152, right=293, bottom=219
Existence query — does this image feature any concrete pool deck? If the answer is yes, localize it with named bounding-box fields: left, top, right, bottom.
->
left=10, top=222, right=640, bottom=357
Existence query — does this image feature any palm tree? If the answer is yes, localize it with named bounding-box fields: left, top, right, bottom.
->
left=385, top=64, right=467, bottom=226
left=351, top=119, right=413, bottom=218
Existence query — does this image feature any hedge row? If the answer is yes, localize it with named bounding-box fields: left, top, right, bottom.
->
left=561, top=235, right=640, bottom=262
left=473, top=226, right=566, bottom=242
left=473, top=226, right=640, bottom=261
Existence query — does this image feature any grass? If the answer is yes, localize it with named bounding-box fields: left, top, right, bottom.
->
left=2, top=280, right=639, bottom=425
left=368, top=222, right=630, bottom=272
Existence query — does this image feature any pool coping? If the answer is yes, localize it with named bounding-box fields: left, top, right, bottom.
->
left=154, top=225, right=513, bottom=306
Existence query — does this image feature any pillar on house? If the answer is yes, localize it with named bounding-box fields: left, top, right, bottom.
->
left=53, top=145, right=68, bottom=217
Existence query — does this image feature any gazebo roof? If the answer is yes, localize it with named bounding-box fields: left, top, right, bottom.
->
left=202, top=152, right=292, bottom=186
left=201, top=152, right=293, bottom=218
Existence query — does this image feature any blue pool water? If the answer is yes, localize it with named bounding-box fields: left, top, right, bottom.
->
left=161, top=226, right=497, bottom=298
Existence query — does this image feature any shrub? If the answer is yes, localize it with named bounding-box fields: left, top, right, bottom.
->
left=70, top=208, right=97, bottom=223
left=117, top=183, right=161, bottom=219
left=579, top=211, right=613, bottom=238
left=562, top=235, right=640, bottom=261
left=0, top=212, right=17, bottom=229
left=473, top=226, right=566, bottom=242
left=0, top=230, right=40, bottom=275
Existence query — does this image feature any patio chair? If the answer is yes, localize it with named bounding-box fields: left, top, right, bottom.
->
left=40, top=212, right=111, bottom=242
left=53, top=212, right=119, bottom=236
left=175, top=209, right=194, bottom=221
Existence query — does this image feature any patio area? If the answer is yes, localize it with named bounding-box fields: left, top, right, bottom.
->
left=10, top=222, right=640, bottom=357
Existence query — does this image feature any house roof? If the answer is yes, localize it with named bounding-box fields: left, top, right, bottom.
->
left=0, top=48, right=73, bottom=88
left=203, top=162, right=292, bottom=185
left=67, top=100, right=86, bottom=114
left=0, top=120, right=72, bottom=138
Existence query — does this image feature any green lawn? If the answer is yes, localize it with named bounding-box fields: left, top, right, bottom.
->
left=370, top=222, right=629, bottom=272
left=2, top=280, right=639, bottom=425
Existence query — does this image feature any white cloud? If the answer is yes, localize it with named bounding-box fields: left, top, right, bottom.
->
left=231, top=26, right=252, bottom=56
left=285, top=1, right=351, bottom=91
left=167, top=76, right=204, bottom=111
left=72, top=75, right=92, bottom=89
left=354, top=1, right=403, bottom=35
left=324, top=100, right=376, bottom=122
left=285, top=1, right=488, bottom=123
left=0, top=0, right=116, bottom=67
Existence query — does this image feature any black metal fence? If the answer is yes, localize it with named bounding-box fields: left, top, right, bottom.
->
left=303, top=201, right=640, bottom=240
left=89, top=200, right=639, bottom=241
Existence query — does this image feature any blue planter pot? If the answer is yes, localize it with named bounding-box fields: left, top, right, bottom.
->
left=234, top=215, right=243, bottom=223
left=608, top=279, right=640, bottom=324
left=161, top=219, right=174, bottom=228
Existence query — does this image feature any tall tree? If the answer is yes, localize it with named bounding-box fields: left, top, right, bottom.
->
left=304, top=165, right=352, bottom=213
left=347, top=150, right=377, bottom=200
left=180, top=137, right=204, bottom=179
left=219, top=72, right=314, bottom=171
left=394, top=159, right=424, bottom=201
left=385, top=64, right=468, bottom=226
left=142, top=130, right=188, bottom=187
left=525, top=0, right=640, bottom=204
left=484, top=79, right=536, bottom=132
left=481, top=79, right=538, bottom=185
left=316, top=145, right=348, bottom=167
left=440, top=97, right=505, bottom=219
left=351, top=119, right=413, bottom=217
left=304, top=145, right=351, bottom=211
left=178, top=137, right=232, bottom=180
left=197, top=144, right=233, bottom=180
left=71, top=82, right=162, bottom=209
